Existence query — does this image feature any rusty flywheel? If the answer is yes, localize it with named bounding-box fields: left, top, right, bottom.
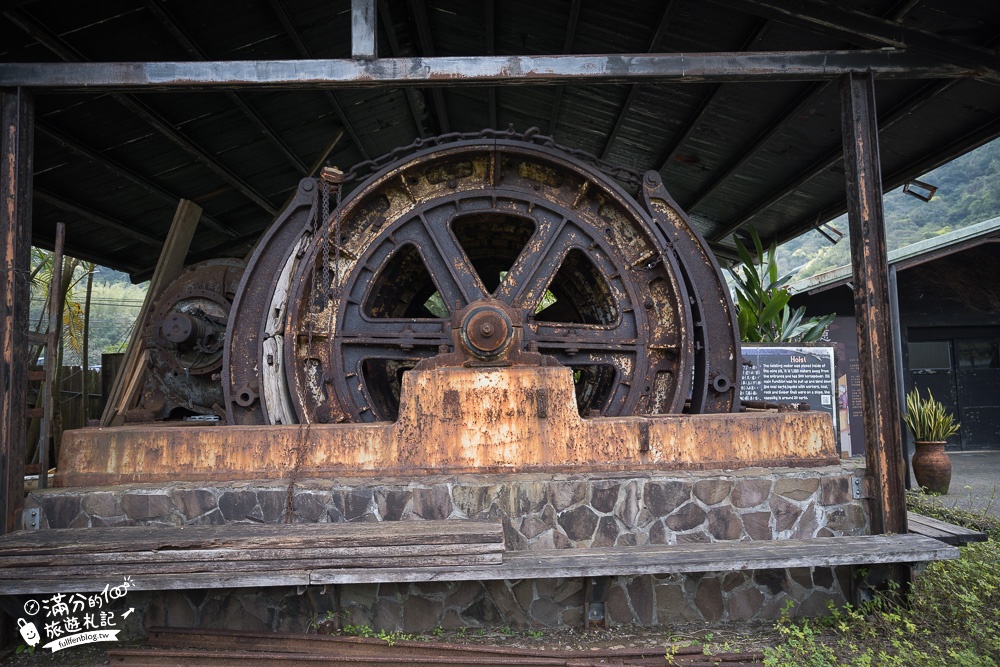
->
left=224, top=133, right=740, bottom=425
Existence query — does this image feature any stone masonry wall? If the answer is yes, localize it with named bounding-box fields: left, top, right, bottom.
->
left=28, top=463, right=867, bottom=631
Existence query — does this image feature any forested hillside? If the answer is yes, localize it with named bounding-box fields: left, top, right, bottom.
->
left=777, top=137, right=1000, bottom=279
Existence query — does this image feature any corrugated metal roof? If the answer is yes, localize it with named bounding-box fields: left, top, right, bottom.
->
left=2, top=0, right=998, bottom=279
left=787, top=215, right=1000, bottom=294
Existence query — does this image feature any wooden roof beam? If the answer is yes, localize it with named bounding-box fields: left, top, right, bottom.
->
left=409, top=0, right=450, bottom=134
left=144, top=0, right=309, bottom=175
left=376, top=0, right=428, bottom=138
left=34, top=189, right=163, bottom=248
left=654, top=19, right=769, bottom=172
left=709, top=78, right=962, bottom=243
left=547, top=0, right=582, bottom=137
left=36, top=121, right=239, bottom=239
left=268, top=0, right=372, bottom=160
left=682, top=81, right=829, bottom=213
left=4, top=9, right=278, bottom=217
left=682, top=1, right=926, bottom=213
left=599, top=2, right=679, bottom=161
left=772, top=113, right=1000, bottom=249
left=705, top=0, right=1000, bottom=83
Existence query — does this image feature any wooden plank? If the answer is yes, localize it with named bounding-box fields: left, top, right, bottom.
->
left=0, top=552, right=501, bottom=580
left=310, top=534, right=958, bottom=585
left=907, top=511, right=987, bottom=545
left=36, top=222, right=65, bottom=489
left=0, top=520, right=504, bottom=554
left=0, top=571, right=311, bottom=595
left=0, top=534, right=957, bottom=595
left=101, top=199, right=202, bottom=426
left=0, top=541, right=503, bottom=568
left=0, top=88, right=33, bottom=537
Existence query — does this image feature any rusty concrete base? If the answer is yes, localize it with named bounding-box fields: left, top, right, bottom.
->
left=56, top=366, right=837, bottom=487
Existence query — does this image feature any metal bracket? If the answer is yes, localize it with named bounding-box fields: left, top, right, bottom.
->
left=852, top=477, right=874, bottom=500
left=22, top=507, right=40, bottom=530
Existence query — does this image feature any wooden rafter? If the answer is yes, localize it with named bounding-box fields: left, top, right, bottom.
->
left=268, top=0, right=373, bottom=161
left=409, top=0, right=450, bottom=134
left=377, top=0, right=428, bottom=138
left=547, top=0, right=582, bottom=137
left=705, top=0, right=1000, bottom=82
left=144, top=0, right=308, bottom=175
left=36, top=121, right=239, bottom=240
left=3, top=8, right=278, bottom=217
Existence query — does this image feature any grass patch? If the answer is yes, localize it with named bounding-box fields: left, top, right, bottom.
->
left=762, top=493, right=1000, bottom=666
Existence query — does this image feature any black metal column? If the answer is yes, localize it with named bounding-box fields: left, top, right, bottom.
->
left=840, top=72, right=907, bottom=535
left=0, top=88, right=33, bottom=536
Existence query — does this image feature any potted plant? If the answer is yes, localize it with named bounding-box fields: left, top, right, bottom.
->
left=903, top=387, right=960, bottom=494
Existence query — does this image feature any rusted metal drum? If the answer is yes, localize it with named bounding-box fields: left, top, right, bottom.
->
left=225, top=134, right=740, bottom=425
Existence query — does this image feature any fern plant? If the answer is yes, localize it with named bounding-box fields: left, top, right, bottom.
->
left=903, top=387, right=960, bottom=442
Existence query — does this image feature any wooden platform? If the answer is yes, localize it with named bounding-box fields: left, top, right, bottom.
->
left=907, top=511, right=988, bottom=546
left=0, top=521, right=957, bottom=595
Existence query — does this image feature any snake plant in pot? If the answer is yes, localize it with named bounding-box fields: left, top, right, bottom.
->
left=903, top=387, right=960, bottom=494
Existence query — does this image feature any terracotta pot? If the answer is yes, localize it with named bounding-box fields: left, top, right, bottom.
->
left=911, top=441, right=952, bottom=494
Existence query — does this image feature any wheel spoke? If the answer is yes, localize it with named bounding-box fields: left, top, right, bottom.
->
left=340, top=304, right=449, bottom=341
left=403, top=209, right=487, bottom=307
left=494, top=210, right=569, bottom=308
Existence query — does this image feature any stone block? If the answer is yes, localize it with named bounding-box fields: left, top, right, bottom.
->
left=813, top=567, right=834, bottom=590
left=675, top=531, right=711, bottom=543
left=615, top=532, right=637, bottom=547
left=592, top=516, right=620, bottom=547
left=557, top=505, right=599, bottom=542
left=373, top=598, right=402, bottom=630
left=706, top=505, right=743, bottom=541
left=617, top=481, right=641, bottom=527
left=665, top=502, right=706, bottom=532
left=721, top=571, right=747, bottom=593
left=793, top=502, right=820, bottom=538
left=648, top=519, right=667, bottom=545
left=120, top=493, right=172, bottom=521
left=742, top=512, right=774, bottom=540
left=512, top=580, right=534, bottom=612
left=332, top=487, right=375, bottom=521
left=168, top=489, right=216, bottom=520
left=547, top=481, right=586, bottom=511
left=257, top=490, right=287, bottom=522
left=519, top=515, right=548, bottom=540
left=728, top=586, right=764, bottom=620
left=218, top=491, right=259, bottom=522
left=590, top=481, right=620, bottom=513
left=656, top=582, right=701, bottom=623
left=186, top=509, right=225, bottom=525
left=293, top=491, right=329, bottom=522
left=644, top=481, right=690, bottom=517
left=452, top=485, right=493, bottom=518
left=375, top=488, right=410, bottom=521
left=771, top=495, right=802, bottom=533
left=820, top=477, right=851, bottom=505
left=826, top=505, right=866, bottom=533
left=774, top=477, right=819, bottom=501
left=693, top=479, right=733, bottom=506
left=605, top=584, right=634, bottom=625
left=753, top=569, right=787, bottom=595
left=40, top=495, right=82, bottom=528
left=731, top=479, right=771, bottom=508
left=412, top=486, right=454, bottom=520
left=82, top=492, right=121, bottom=518
left=695, top=577, right=723, bottom=622
left=529, top=597, right=563, bottom=627
left=627, top=577, right=655, bottom=625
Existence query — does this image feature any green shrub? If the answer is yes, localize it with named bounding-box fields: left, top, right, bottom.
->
left=764, top=500, right=1000, bottom=666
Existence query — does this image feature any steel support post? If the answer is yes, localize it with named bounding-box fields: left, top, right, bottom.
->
left=840, top=72, right=907, bottom=535
left=0, top=87, right=32, bottom=536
